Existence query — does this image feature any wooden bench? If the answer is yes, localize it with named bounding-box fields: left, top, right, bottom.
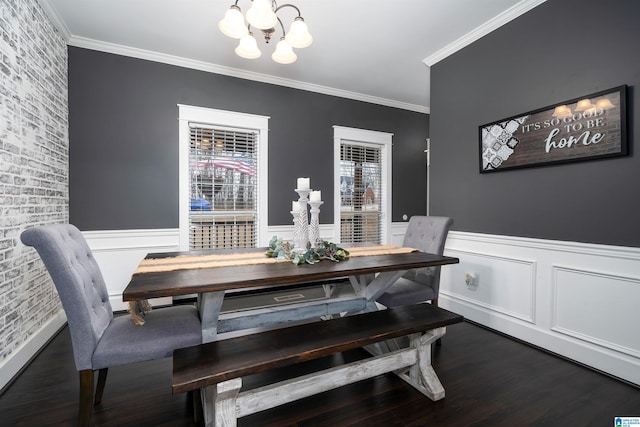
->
left=173, top=303, right=463, bottom=427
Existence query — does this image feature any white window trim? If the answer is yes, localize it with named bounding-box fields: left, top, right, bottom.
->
left=178, top=104, right=270, bottom=250
left=333, top=125, right=393, bottom=244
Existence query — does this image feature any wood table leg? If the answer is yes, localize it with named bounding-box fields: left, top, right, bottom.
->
left=197, top=291, right=225, bottom=343
left=363, top=270, right=407, bottom=302
left=346, top=270, right=406, bottom=316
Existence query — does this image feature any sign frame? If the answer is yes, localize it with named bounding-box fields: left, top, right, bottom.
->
left=479, top=85, right=627, bottom=173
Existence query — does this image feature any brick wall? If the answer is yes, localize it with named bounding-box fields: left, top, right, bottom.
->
left=0, top=0, right=68, bottom=363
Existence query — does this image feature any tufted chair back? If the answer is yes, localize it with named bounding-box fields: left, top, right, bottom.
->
left=21, top=224, right=113, bottom=371
left=401, top=216, right=453, bottom=292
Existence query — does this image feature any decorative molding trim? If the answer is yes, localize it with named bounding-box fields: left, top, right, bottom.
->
left=0, top=310, right=67, bottom=392
left=551, top=265, right=640, bottom=359
left=550, top=325, right=640, bottom=360
left=82, top=228, right=180, bottom=252
left=422, top=0, right=547, bottom=66
left=177, top=105, right=270, bottom=249
left=82, top=229, right=180, bottom=311
left=40, top=0, right=428, bottom=113
left=333, top=127, right=394, bottom=245
left=60, top=34, right=429, bottom=114
left=391, top=222, right=409, bottom=246
left=38, top=0, right=72, bottom=40
left=447, top=230, right=640, bottom=261
left=443, top=248, right=536, bottom=323
left=442, top=291, right=535, bottom=324
left=440, top=231, right=640, bottom=386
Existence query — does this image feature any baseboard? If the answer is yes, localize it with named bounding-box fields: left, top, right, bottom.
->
left=462, top=318, right=640, bottom=390
left=0, top=310, right=67, bottom=393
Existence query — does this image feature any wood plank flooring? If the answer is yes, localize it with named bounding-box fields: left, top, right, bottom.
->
left=1, top=320, right=638, bottom=426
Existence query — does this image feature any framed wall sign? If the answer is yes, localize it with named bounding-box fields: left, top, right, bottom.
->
left=479, top=85, right=627, bottom=173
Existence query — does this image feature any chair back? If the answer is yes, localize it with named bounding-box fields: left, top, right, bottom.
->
left=21, top=224, right=113, bottom=371
left=402, top=216, right=453, bottom=289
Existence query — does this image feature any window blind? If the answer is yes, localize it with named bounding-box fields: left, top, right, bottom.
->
left=189, top=124, right=258, bottom=250
left=339, top=142, right=382, bottom=244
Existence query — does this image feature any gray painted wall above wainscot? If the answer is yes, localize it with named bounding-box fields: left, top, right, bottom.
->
left=68, top=47, right=429, bottom=230
left=430, top=0, right=640, bottom=247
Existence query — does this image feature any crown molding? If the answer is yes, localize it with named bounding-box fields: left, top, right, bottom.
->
left=39, top=0, right=428, bottom=113
left=38, top=0, right=72, bottom=40
left=422, top=0, right=547, bottom=67
left=62, top=35, right=429, bottom=115
left=38, top=0, right=429, bottom=112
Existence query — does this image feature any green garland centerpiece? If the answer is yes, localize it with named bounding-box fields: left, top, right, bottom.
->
left=266, top=236, right=350, bottom=265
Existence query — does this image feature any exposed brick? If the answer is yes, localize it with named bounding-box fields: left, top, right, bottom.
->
left=0, top=0, right=67, bottom=363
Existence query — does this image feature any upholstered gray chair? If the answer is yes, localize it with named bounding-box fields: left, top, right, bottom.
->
left=21, top=224, right=202, bottom=427
left=377, top=216, right=453, bottom=308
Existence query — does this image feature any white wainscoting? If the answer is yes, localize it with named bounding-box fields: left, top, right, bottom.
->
left=83, top=229, right=181, bottom=311
left=82, top=226, right=640, bottom=385
left=440, top=231, right=640, bottom=386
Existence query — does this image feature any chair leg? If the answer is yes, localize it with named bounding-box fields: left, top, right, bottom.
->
left=78, top=370, right=94, bottom=427
left=94, top=368, right=108, bottom=405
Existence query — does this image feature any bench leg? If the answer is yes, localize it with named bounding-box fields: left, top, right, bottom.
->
left=410, top=327, right=446, bottom=401
left=201, top=378, right=242, bottom=427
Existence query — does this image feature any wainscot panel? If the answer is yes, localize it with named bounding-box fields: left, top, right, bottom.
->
left=443, top=249, right=536, bottom=323
left=83, top=229, right=181, bottom=311
left=440, top=231, right=640, bottom=386
left=552, top=266, right=640, bottom=359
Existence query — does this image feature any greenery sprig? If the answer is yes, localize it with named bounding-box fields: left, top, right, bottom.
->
left=266, top=236, right=350, bottom=265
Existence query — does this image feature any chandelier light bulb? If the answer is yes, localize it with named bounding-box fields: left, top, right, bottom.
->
left=272, top=37, right=297, bottom=64
left=219, top=1, right=311, bottom=64
left=246, top=0, right=278, bottom=30
left=218, top=5, right=248, bottom=39
left=235, top=32, right=262, bottom=59
left=285, top=17, right=313, bottom=48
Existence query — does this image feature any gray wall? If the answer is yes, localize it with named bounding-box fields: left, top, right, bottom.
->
left=68, top=47, right=429, bottom=230
left=430, top=0, right=639, bottom=247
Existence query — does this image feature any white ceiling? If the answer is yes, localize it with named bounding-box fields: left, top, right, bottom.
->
left=40, top=0, right=545, bottom=113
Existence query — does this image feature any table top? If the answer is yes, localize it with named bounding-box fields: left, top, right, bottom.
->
left=122, top=248, right=459, bottom=301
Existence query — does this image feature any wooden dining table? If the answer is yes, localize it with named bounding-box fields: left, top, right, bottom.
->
left=123, top=247, right=460, bottom=343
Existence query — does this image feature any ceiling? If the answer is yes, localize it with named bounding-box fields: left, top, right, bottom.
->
left=40, top=0, right=545, bottom=113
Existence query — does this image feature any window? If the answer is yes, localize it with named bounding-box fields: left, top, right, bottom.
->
left=178, top=105, right=269, bottom=251
left=333, top=126, right=392, bottom=244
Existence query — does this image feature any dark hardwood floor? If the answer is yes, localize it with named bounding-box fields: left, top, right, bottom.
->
left=1, top=319, right=638, bottom=426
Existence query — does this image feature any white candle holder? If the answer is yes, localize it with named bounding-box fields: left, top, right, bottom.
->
left=308, top=200, right=324, bottom=247
left=294, top=188, right=311, bottom=251
left=291, top=210, right=301, bottom=250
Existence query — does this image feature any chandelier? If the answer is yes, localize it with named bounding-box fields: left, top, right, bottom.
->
left=218, top=0, right=313, bottom=64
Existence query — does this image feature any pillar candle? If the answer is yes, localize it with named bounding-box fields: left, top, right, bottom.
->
left=297, top=177, right=310, bottom=190
left=310, top=190, right=321, bottom=202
